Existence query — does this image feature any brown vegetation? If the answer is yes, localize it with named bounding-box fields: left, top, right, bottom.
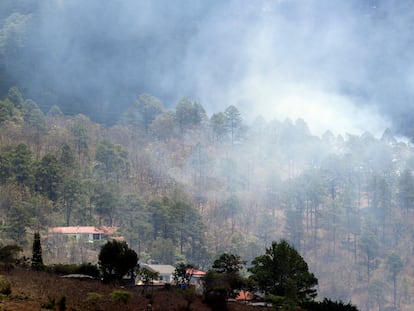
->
left=0, top=267, right=264, bottom=311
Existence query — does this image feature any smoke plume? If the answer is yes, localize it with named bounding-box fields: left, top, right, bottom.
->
left=4, top=0, right=414, bottom=136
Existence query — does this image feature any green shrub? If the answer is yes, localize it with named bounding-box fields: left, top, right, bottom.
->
left=48, top=264, right=78, bottom=275
left=10, top=293, right=28, bottom=300
left=47, top=263, right=100, bottom=277
left=41, top=296, right=55, bottom=309
left=77, top=263, right=100, bottom=278
left=87, top=292, right=103, bottom=304
left=0, top=276, right=11, bottom=295
left=110, top=290, right=131, bottom=304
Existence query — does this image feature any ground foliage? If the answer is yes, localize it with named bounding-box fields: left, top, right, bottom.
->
left=0, top=267, right=266, bottom=311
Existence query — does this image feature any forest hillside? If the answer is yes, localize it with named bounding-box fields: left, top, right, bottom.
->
left=2, top=2, right=414, bottom=311
left=0, top=86, right=413, bottom=311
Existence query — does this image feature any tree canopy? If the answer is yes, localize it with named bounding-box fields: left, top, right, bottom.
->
left=98, top=240, right=138, bottom=283
left=212, top=253, right=245, bottom=274
left=0, top=80, right=412, bottom=310
left=249, top=240, right=318, bottom=305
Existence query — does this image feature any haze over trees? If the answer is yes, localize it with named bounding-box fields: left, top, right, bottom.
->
left=1, top=85, right=413, bottom=310
left=2, top=3, right=414, bottom=311
left=2, top=1, right=414, bottom=138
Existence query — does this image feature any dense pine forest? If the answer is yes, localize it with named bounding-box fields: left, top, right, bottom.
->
left=1, top=86, right=414, bottom=311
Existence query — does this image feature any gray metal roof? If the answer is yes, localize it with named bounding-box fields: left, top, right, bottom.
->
left=143, top=264, right=175, bottom=275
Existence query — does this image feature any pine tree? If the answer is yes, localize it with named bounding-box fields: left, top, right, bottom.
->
left=249, top=240, right=318, bottom=305
left=31, top=232, right=44, bottom=270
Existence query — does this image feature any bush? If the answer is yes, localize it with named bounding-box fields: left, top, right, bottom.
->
left=48, top=264, right=78, bottom=275
left=182, top=286, right=198, bottom=310
left=110, top=290, right=131, bottom=304
left=77, top=263, right=100, bottom=278
left=204, top=287, right=228, bottom=311
left=47, top=263, right=100, bottom=277
left=41, top=296, right=55, bottom=309
left=0, top=245, right=22, bottom=273
left=204, top=293, right=228, bottom=311
left=0, top=275, right=11, bottom=295
left=87, top=292, right=103, bottom=304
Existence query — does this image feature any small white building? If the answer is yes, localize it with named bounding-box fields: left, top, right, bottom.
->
left=140, top=264, right=175, bottom=283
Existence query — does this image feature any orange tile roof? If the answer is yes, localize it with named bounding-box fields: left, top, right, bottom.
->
left=48, top=226, right=117, bottom=235
left=236, top=291, right=254, bottom=301
left=186, top=268, right=206, bottom=276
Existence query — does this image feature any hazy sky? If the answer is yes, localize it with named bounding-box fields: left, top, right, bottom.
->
left=8, top=0, right=414, bottom=136
left=179, top=0, right=413, bottom=136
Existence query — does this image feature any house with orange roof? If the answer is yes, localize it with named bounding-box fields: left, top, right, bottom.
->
left=186, top=267, right=206, bottom=286
left=46, top=226, right=122, bottom=264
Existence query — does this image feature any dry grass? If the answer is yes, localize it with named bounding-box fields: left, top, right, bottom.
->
left=0, top=267, right=264, bottom=311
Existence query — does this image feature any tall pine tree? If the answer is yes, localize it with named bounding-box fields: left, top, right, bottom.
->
left=31, top=232, right=44, bottom=270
